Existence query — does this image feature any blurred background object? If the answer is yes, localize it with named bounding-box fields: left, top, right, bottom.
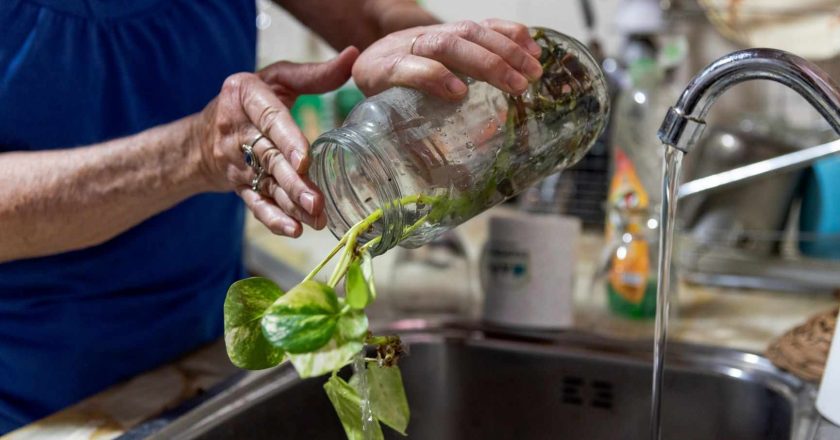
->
left=697, top=0, right=840, bottom=61
left=387, top=231, right=474, bottom=317
left=481, top=213, right=580, bottom=328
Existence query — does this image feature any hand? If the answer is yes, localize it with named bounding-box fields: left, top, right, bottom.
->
left=352, top=19, right=543, bottom=100
left=195, top=47, right=360, bottom=237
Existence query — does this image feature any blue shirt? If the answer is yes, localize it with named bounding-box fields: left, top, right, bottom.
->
left=0, top=0, right=256, bottom=432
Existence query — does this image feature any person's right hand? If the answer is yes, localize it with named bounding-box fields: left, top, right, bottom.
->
left=352, top=19, right=542, bottom=100
left=194, top=47, right=360, bottom=238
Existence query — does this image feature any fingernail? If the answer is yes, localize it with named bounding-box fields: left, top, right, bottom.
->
left=290, top=150, right=304, bottom=171
left=527, top=40, right=542, bottom=57
left=299, top=192, right=316, bottom=214
left=446, top=77, right=467, bottom=96
left=506, top=72, right=528, bottom=94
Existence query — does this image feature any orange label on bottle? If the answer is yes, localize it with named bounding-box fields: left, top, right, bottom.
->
left=607, top=148, right=651, bottom=304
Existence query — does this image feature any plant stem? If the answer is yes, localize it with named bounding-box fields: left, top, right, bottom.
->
left=316, top=193, right=444, bottom=287
left=303, top=234, right=348, bottom=283
left=328, top=230, right=357, bottom=288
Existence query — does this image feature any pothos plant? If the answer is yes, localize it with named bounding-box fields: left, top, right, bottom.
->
left=223, top=198, right=428, bottom=439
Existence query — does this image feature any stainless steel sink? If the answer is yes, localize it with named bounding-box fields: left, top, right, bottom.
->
left=120, top=320, right=821, bottom=440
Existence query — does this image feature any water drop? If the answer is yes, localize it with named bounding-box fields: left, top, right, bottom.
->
left=465, top=141, right=475, bottom=150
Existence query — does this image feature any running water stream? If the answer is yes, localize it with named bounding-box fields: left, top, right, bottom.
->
left=650, top=144, right=684, bottom=440
left=352, top=353, right=377, bottom=439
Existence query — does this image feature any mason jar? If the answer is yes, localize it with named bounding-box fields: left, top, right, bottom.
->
left=310, top=27, right=609, bottom=254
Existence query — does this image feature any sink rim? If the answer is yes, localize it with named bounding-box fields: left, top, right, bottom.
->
left=118, top=319, right=818, bottom=440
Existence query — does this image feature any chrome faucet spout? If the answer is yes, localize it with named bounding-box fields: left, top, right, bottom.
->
left=658, top=48, right=840, bottom=153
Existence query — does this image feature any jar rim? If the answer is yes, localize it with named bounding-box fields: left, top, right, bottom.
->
left=310, top=126, right=405, bottom=255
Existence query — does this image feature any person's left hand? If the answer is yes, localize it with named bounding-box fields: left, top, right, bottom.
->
left=352, top=19, right=543, bottom=100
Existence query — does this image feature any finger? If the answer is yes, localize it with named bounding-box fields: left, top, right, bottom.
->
left=380, top=54, right=468, bottom=100
left=480, top=19, right=542, bottom=57
left=237, top=76, right=310, bottom=172
left=238, top=187, right=302, bottom=237
left=264, top=178, right=327, bottom=230
left=411, top=31, right=529, bottom=95
left=259, top=146, right=325, bottom=217
left=258, top=46, right=359, bottom=95
left=445, top=21, right=542, bottom=80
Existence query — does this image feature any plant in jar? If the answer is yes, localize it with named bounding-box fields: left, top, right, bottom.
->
left=222, top=27, right=607, bottom=439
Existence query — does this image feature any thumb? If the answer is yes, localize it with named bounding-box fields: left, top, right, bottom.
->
left=258, top=46, right=360, bottom=95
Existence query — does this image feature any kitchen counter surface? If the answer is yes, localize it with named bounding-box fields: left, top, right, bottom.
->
left=4, top=207, right=838, bottom=439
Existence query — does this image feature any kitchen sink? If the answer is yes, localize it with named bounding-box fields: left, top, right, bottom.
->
left=120, top=320, right=818, bottom=440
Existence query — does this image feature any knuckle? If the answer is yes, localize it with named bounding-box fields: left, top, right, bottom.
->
left=274, top=169, right=298, bottom=192
left=222, top=72, right=253, bottom=93
left=386, top=55, right=406, bottom=78
left=454, top=20, right=480, bottom=37
left=423, top=32, right=456, bottom=56
left=263, top=179, right=276, bottom=198
left=434, top=66, right=455, bottom=82
left=257, top=106, right=282, bottom=134
left=511, top=24, right=530, bottom=40
left=484, top=54, right=507, bottom=73
left=262, top=148, right=281, bottom=172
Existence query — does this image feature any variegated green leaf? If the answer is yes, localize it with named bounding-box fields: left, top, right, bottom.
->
left=367, top=363, right=410, bottom=435
left=223, top=277, right=285, bottom=370
left=351, top=363, right=410, bottom=435
left=337, top=309, right=369, bottom=341
left=324, top=375, right=384, bottom=440
left=289, top=338, right=363, bottom=378
left=261, top=280, right=339, bottom=354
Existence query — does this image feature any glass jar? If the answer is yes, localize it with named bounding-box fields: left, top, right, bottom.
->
left=310, top=27, right=609, bottom=254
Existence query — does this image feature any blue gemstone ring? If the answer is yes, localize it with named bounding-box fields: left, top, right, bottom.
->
left=242, top=134, right=266, bottom=191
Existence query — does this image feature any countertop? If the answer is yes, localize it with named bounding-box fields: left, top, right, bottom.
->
left=4, top=207, right=838, bottom=439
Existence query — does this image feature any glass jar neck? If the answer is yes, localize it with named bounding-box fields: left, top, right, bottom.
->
left=310, top=126, right=405, bottom=255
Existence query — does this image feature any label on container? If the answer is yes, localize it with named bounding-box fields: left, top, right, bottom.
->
left=607, top=148, right=651, bottom=305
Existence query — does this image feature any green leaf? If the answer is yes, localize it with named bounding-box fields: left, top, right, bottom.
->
left=223, top=277, right=286, bottom=370
left=324, top=375, right=384, bottom=440
left=345, top=259, right=373, bottom=310
left=261, top=280, right=340, bottom=354
left=337, top=309, right=369, bottom=341
left=352, top=363, right=410, bottom=435
left=289, top=337, right=363, bottom=378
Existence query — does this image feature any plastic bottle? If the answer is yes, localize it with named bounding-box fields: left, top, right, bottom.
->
left=310, top=28, right=610, bottom=254
left=604, top=48, right=679, bottom=318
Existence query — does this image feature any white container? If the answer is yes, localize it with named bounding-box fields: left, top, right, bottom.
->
left=480, top=213, right=580, bottom=329
left=817, top=308, right=840, bottom=425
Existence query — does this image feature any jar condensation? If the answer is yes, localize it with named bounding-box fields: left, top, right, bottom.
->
left=310, top=27, right=610, bottom=254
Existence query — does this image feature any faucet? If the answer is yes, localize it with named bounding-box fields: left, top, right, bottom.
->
left=658, top=48, right=840, bottom=154
left=655, top=48, right=840, bottom=432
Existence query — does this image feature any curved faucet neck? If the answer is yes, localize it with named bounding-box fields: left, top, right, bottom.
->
left=658, top=48, right=840, bottom=153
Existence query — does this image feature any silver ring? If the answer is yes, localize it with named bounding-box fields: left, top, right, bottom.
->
left=409, top=34, right=422, bottom=55
left=250, top=168, right=265, bottom=192
left=242, top=134, right=266, bottom=191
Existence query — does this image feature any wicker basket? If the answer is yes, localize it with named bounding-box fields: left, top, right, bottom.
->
left=766, top=306, right=838, bottom=382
